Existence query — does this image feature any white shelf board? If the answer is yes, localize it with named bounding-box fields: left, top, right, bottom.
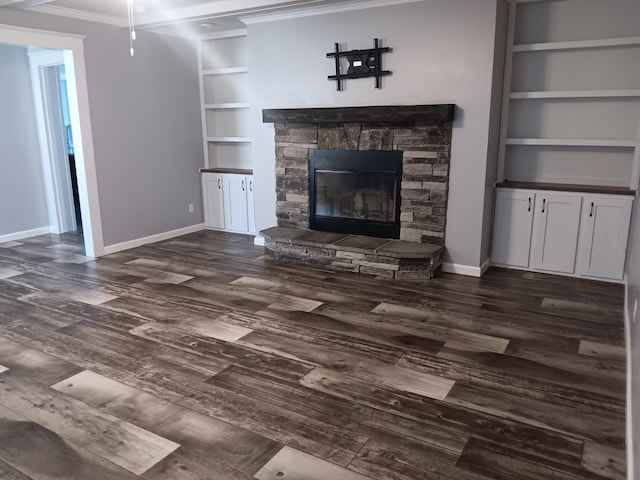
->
left=512, top=36, right=640, bottom=52
left=207, top=136, right=252, bottom=143
left=510, top=89, right=640, bottom=99
left=202, top=67, right=248, bottom=75
left=506, top=138, right=637, bottom=147
left=204, top=103, right=251, bottom=109
left=201, top=29, right=246, bottom=41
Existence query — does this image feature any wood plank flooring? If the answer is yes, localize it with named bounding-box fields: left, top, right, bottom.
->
left=0, top=230, right=627, bottom=479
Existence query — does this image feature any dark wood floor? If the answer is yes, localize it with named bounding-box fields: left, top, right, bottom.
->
left=0, top=230, right=626, bottom=480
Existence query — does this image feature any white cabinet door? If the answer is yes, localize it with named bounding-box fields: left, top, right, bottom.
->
left=530, top=193, right=582, bottom=274
left=492, top=189, right=535, bottom=267
left=202, top=173, right=224, bottom=229
left=247, top=176, right=256, bottom=234
left=577, top=195, right=633, bottom=280
left=223, top=174, right=249, bottom=232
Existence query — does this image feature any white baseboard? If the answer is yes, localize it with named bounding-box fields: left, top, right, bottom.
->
left=480, top=257, right=491, bottom=275
left=442, top=262, right=483, bottom=277
left=103, top=223, right=205, bottom=255
left=0, top=226, right=51, bottom=243
left=253, top=235, right=265, bottom=246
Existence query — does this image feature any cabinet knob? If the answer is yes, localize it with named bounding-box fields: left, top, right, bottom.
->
left=217, top=178, right=221, bottom=189
left=249, top=180, right=253, bottom=192
left=241, top=180, right=245, bottom=191
left=589, top=202, right=594, bottom=217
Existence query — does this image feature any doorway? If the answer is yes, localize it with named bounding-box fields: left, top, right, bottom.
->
left=0, top=24, right=104, bottom=257
left=28, top=49, right=83, bottom=236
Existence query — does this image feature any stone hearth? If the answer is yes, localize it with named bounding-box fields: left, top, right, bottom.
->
left=262, top=227, right=444, bottom=279
left=261, top=105, right=455, bottom=279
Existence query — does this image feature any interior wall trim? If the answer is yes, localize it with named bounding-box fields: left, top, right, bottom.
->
left=240, top=0, right=425, bottom=24
left=103, top=223, right=205, bottom=255
left=0, top=227, right=51, bottom=244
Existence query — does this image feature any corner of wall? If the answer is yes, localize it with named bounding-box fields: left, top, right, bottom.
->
left=480, top=0, right=510, bottom=265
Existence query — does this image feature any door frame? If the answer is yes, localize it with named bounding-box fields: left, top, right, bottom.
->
left=0, top=24, right=104, bottom=257
left=28, top=49, right=77, bottom=235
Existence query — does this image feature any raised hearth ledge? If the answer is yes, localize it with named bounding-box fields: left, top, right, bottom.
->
left=261, top=226, right=444, bottom=280
left=262, top=104, right=455, bottom=124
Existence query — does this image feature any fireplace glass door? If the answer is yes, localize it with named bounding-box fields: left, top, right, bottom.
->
left=310, top=149, right=402, bottom=238
left=315, top=171, right=396, bottom=222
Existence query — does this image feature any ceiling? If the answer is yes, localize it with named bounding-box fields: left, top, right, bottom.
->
left=0, top=0, right=411, bottom=36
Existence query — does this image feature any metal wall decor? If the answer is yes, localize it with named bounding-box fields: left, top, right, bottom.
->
left=327, top=38, right=391, bottom=91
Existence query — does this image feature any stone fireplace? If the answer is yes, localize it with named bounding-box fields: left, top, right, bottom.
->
left=261, top=104, right=455, bottom=279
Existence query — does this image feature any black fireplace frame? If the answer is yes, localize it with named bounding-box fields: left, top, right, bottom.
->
left=309, top=149, right=403, bottom=239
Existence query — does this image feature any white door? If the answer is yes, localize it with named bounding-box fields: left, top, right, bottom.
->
left=247, top=176, right=256, bottom=234
left=202, top=173, right=224, bottom=229
left=530, top=193, right=582, bottom=274
left=223, top=174, right=249, bottom=232
left=491, top=189, right=535, bottom=267
left=577, top=195, right=633, bottom=280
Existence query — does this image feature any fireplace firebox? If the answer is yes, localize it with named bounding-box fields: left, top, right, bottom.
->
left=309, top=149, right=402, bottom=238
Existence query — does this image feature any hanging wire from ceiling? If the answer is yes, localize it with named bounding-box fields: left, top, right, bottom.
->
left=127, top=0, right=136, bottom=56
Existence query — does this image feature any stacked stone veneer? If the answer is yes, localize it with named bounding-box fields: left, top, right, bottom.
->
left=273, top=119, right=453, bottom=245
left=261, top=227, right=445, bottom=279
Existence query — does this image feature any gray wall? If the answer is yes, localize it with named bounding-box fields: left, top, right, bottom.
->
left=0, top=9, right=204, bottom=246
left=0, top=43, right=49, bottom=237
left=248, top=0, right=505, bottom=270
left=626, top=197, right=640, bottom=480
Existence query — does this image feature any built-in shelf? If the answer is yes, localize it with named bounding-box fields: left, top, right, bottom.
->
left=200, top=167, right=253, bottom=175
left=204, top=103, right=251, bottom=110
left=202, top=67, right=249, bottom=75
left=199, top=29, right=252, bottom=171
left=510, top=89, right=640, bottom=99
left=207, top=136, right=252, bottom=143
left=496, top=180, right=636, bottom=196
left=506, top=138, right=636, bottom=147
left=512, top=36, right=640, bottom=53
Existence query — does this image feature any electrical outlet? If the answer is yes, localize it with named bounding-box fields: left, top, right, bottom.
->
left=188, top=203, right=194, bottom=213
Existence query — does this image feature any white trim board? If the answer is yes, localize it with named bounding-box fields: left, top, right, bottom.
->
left=27, top=4, right=122, bottom=26
left=0, top=227, right=51, bottom=244
left=102, top=224, right=205, bottom=255
left=442, top=258, right=490, bottom=278
left=253, top=235, right=265, bottom=246
left=240, top=0, right=425, bottom=24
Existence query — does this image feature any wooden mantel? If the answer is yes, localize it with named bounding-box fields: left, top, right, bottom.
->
left=262, top=104, right=455, bottom=125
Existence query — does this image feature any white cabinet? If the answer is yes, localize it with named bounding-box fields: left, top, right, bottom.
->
left=529, top=193, right=582, bottom=274
left=202, top=173, right=224, bottom=229
left=491, top=187, right=634, bottom=281
left=247, top=177, right=256, bottom=234
left=223, top=175, right=250, bottom=233
left=492, top=189, right=534, bottom=267
left=202, top=172, right=255, bottom=234
left=577, top=196, right=633, bottom=280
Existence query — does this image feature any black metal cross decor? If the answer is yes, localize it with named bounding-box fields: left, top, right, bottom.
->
left=327, top=38, right=391, bottom=91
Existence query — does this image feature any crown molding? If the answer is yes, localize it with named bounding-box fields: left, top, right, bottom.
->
left=132, top=0, right=330, bottom=27
left=23, top=0, right=425, bottom=30
left=26, top=4, right=124, bottom=26
left=240, top=0, right=425, bottom=24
